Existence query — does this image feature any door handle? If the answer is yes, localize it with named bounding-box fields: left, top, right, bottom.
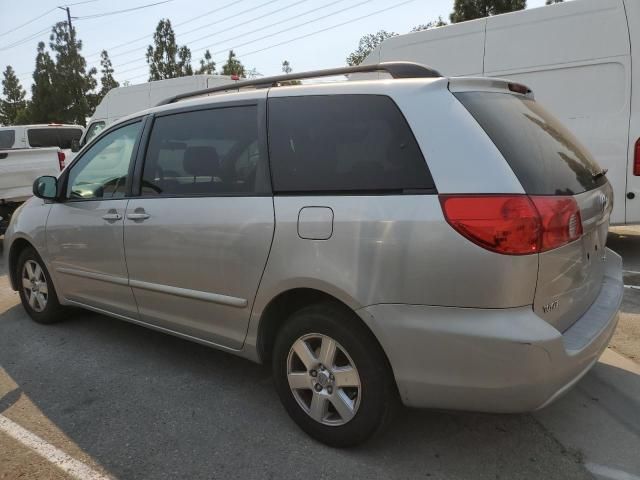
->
left=126, top=212, right=150, bottom=221
left=102, top=212, right=122, bottom=221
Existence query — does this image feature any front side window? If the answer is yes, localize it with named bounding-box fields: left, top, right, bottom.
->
left=141, top=105, right=268, bottom=196
left=28, top=127, right=83, bottom=149
left=268, top=95, right=435, bottom=194
left=67, top=121, right=142, bottom=200
left=84, top=121, right=106, bottom=145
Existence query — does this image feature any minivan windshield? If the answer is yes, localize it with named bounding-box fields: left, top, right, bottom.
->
left=454, top=92, right=606, bottom=195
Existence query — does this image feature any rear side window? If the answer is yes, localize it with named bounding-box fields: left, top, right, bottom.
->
left=141, top=106, right=269, bottom=196
left=28, top=127, right=82, bottom=149
left=268, top=95, right=435, bottom=194
left=454, top=92, right=605, bottom=195
left=0, top=130, right=15, bottom=149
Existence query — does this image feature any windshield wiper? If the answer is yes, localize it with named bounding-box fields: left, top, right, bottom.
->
left=592, top=169, right=608, bottom=180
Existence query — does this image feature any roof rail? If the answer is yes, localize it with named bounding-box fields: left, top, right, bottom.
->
left=155, top=62, right=442, bottom=106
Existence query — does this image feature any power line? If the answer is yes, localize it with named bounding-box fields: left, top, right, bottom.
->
left=105, top=0, right=283, bottom=62
left=123, top=0, right=417, bottom=82
left=85, top=0, right=249, bottom=58
left=0, top=8, right=56, bottom=38
left=0, top=26, right=53, bottom=52
left=115, top=0, right=366, bottom=76
left=111, top=0, right=318, bottom=68
left=74, top=0, right=173, bottom=21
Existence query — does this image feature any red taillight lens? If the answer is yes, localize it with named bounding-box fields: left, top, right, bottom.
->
left=439, top=195, right=540, bottom=255
left=57, top=151, right=65, bottom=170
left=530, top=196, right=582, bottom=252
left=440, top=194, right=583, bottom=255
left=634, top=138, right=640, bottom=176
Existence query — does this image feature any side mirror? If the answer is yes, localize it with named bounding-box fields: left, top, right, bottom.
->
left=33, top=176, right=58, bottom=200
left=71, top=138, right=80, bottom=153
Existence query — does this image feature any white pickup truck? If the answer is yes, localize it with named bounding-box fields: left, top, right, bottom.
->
left=0, top=124, right=82, bottom=234
left=0, top=147, right=63, bottom=233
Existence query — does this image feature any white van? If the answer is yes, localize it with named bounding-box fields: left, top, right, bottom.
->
left=365, top=0, right=639, bottom=225
left=0, top=124, right=83, bottom=160
left=81, top=74, right=236, bottom=147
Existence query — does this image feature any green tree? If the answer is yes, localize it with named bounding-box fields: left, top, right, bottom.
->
left=545, top=0, right=562, bottom=4
left=48, top=21, right=97, bottom=125
left=30, top=41, right=57, bottom=123
left=146, top=19, right=193, bottom=80
left=411, top=17, right=447, bottom=32
left=280, top=60, right=301, bottom=85
left=196, top=49, right=216, bottom=74
left=99, top=50, right=119, bottom=97
left=346, top=30, right=397, bottom=66
left=0, top=66, right=27, bottom=125
left=450, top=0, right=526, bottom=23
left=221, top=50, right=245, bottom=77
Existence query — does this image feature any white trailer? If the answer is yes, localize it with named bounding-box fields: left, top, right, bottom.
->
left=80, top=74, right=237, bottom=147
left=365, top=0, right=640, bottom=225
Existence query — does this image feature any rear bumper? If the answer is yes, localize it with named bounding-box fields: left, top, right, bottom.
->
left=357, top=248, right=623, bottom=412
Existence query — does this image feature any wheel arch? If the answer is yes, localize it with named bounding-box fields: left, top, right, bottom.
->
left=255, top=287, right=394, bottom=377
left=7, top=237, right=35, bottom=291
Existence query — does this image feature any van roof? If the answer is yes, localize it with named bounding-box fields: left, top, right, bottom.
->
left=0, top=124, right=83, bottom=130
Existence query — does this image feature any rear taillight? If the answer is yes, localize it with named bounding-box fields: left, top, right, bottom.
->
left=634, top=138, right=640, bottom=176
left=529, top=196, right=583, bottom=251
left=57, top=151, right=65, bottom=170
left=440, top=194, right=583, bottom=255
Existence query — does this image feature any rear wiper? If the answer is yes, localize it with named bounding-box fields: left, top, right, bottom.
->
left=592, top=169, right=608, bottom=180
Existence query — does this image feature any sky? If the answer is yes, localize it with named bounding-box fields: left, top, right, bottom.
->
left=1, top=0, right=548, bottom=92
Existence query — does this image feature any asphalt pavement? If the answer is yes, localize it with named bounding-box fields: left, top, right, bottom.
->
left=0, top=230, right=638, bottom=480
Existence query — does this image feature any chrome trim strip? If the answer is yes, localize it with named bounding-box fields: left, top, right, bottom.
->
left=56, top=267, right=129, bottom=286
left=129, top=279, right=248, bottom=308
left=56, top=267, right=247, bottom=308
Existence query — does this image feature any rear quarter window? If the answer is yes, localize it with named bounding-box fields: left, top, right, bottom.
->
left=454, top=91, right=605, bottom=195
left=0, top=130, right=15, bottom=149
left=28, top=127, right=83, bottom=149
left=268, top=94, right=435, bottom=194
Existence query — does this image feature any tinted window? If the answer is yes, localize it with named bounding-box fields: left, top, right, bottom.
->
left=141, top=106, right=268, bottom=196
left=454, top=92, right=605, bottom=195
left=84, top=121, right=106, bottom=145
left=268, top=95, right=434, bottom=194
left=0, top=130, right=15, bottom=149
left=67, top=122, right=141, bottom=200
left=28, top=127, right=83, bottom=149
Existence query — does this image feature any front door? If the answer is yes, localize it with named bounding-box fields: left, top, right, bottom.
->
left=46, top=120, right=144, bottom=318
left=124, top=101, right=274, bottom=349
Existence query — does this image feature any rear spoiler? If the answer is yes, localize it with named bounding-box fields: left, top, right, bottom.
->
left=448, top=77, right=534, bottom=99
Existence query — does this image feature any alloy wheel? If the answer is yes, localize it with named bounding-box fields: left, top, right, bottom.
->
left=22, top=260, right=48, bottom=313
left=286, top=333, right=361, bottom=426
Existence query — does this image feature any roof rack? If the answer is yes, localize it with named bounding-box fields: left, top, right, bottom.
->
left=156, top=62, right=442, bottom=106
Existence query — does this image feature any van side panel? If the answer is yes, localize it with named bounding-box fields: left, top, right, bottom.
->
left=624, top=0, right=640, bottom=223
left=378, top=19, right=486, bottom=76
left=484, top=0, right=631, bottom=225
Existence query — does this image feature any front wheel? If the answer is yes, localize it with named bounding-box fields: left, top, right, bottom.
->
left=272, top=303, right=397, bottom=447
left=16, top=247, right=67, bottom=324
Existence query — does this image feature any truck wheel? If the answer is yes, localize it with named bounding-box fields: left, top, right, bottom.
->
left=16, top=247, right=67, bottom=324
left=272, top=302, right=398, bottom=447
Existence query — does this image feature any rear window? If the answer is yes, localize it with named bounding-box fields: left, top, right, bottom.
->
left=268, top=95, right=435, bottom=194
left=28, top=127, right=82, bottom=149
left=0, top=130, right=15, bottom=149
left=454, top=92, right=605, bottom=195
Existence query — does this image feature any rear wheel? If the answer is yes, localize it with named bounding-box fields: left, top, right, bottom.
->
left=16, top=247, right=67, bottom=324
left=272, top=302, right=397, bottom=447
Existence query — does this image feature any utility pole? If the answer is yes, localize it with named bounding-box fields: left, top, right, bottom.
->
left=58, top=6, right=73, bottom=32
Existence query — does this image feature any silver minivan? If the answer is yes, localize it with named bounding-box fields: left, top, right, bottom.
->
left=3, top=63, right=624, bottom=447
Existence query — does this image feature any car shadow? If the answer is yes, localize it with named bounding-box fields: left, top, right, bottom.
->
left=0, top=303, right=600, bottom=480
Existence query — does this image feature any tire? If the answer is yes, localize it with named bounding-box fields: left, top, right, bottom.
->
left=16, top=247, right=67, bottom=324
left=272, top=302, right=398, bottom=447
